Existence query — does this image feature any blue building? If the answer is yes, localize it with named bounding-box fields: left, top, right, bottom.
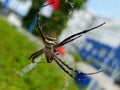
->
left=79, top=38, right=120, bottom=77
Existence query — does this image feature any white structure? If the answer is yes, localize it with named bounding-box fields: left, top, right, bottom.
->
left=1, top=0, right=32, bottom=17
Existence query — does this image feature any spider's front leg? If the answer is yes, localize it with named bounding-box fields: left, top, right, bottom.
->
left=55, top=22, right=105, bottom=48
left=37, top=9, right=47, bottom=43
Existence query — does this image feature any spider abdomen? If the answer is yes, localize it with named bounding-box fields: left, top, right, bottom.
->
left=45, top=47, right=54, bottom=63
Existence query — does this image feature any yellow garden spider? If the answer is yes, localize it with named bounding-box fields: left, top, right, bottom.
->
left=29, top=9, right=105, bottom=80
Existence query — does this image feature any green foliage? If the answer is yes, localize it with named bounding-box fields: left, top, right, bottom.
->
left=23, top=0, right=87, bottom=36
left=0, top=17, right=78, bottom=90
left=69, top=52, right=82, bottom=62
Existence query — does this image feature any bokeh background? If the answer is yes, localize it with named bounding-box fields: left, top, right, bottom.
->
left=0, top=0, right=120, bottom=90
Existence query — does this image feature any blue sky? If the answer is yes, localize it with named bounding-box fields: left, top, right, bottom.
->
left=86, top=0, right=120, bottom=19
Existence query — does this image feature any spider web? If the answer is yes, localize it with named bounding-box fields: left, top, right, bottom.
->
left=65, top=0, right=74, bottom=19
left=62, top=74, right=70, bottom=90
left=61, top=1, right=74, bottom=90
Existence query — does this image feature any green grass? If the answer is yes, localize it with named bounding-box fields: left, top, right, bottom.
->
left=0, top=17, right=78, bottom=90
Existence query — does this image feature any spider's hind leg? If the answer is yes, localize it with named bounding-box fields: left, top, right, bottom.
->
left=53, top=53, right=103, bottom=75
left=53, top=53, right=103, bottom=80
left=53, top=55, right=81, bottom=80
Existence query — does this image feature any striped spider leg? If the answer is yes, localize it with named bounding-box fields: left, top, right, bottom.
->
left=29, top=9, right=105, bottom=80
left=52, top=53, right=103, bottom=80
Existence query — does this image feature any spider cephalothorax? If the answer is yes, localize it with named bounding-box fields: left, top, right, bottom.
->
left=29, top=9, right=105, bottom=80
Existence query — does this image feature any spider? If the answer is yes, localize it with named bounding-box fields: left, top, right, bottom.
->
left=29, top=9, right=105, bottom=80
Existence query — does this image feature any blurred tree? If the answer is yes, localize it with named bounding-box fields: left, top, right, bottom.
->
left=23, top=0, right=87, bottom=36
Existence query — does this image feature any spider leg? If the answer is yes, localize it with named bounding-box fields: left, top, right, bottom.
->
left=53, top=53, right=103, bottom=75
left=29, top=48, right=44, bottom=63
left=55, top=22, right=105, bottom=48
left=53, top=54, right=81, bottom=80
left=61, top=22, right=105, bottom=43
left=55, top=35, right=82, bottom=48
left=37, top=10, right=46, bottom=42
